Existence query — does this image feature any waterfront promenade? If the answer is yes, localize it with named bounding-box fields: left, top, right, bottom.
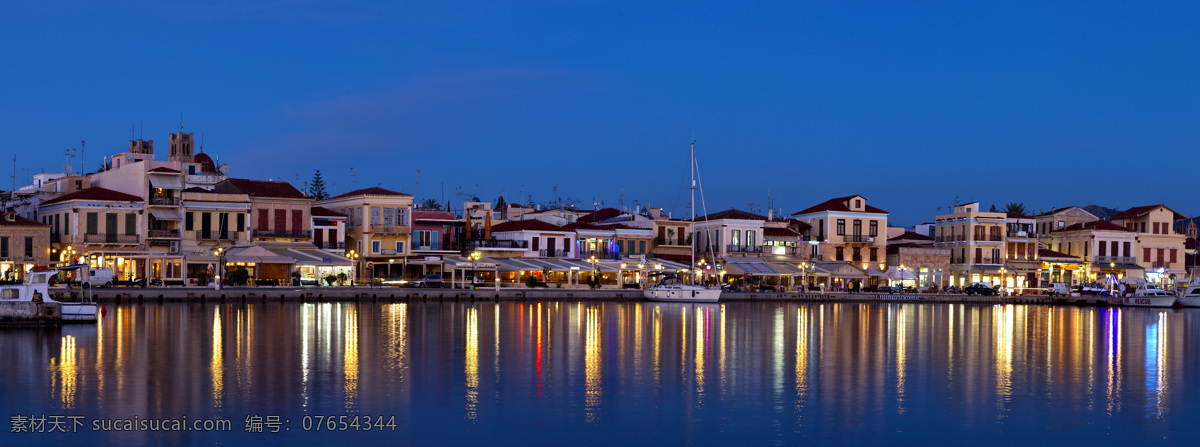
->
left=53, top=286, right=1109, bottom=306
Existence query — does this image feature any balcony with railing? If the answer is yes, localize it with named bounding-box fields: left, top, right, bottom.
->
left=251, top=229, right=312, bottom=238
left=1095, top=256, right=1137, bottom=265
left=314, top=241, right=345, bottom=250
left=467, top=239, right=528, bottom=250
left=197, top=230, right=240, bottom=241
left=1006, top=230, right=1035, bottom=238
left=538, top=249, right=569, bottom=257
left=148, top=196, right=179, bottom=206
left=842, top=234, right=874, bottom=243
left=367, top=224, right=411, bottom=235
left=726, top=244, right=764, bottom=254
left=973, top=234, right=1004, bottom=242
left=83, top=234, right=140, bottom=244
left=148, top=229, right=181, bottom=239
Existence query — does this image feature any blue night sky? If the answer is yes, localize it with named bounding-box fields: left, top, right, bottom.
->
left=2, top=1, right=1197, bottom=226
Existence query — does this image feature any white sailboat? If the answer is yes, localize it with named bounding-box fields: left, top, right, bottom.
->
left=644, top=141, right=722, bottom=303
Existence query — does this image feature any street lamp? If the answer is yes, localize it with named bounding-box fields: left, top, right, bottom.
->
left=348, top=250, right=358, bottom=286
left=215, top=247, right=224, bottom=290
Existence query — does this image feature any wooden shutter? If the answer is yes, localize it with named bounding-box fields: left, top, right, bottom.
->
left=257, top=209, right=269, bottom=230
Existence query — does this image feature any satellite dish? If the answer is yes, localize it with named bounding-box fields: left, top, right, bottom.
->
left=63, top=164, right=74, bottom=175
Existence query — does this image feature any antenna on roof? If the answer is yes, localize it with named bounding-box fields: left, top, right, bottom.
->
left=200, top=133, right=205, bottom=153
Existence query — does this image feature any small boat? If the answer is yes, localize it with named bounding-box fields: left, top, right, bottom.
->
left=0, top=267, right=100, bottom=322
left=644, top=273, right=720, bottom=303
left=1179, top=284, right=1200, bottom=307
left=1120, top=281, right=1178, bottom=308
left=644, top=141, right=721, bottom=303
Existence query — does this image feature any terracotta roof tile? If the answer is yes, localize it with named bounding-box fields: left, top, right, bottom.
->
left=1111, top=204, right=1185, bottom=220
left=693, top=208, right=767, bottom=222
left=564, top=222, right=611, bottom=231
left=0, top=214, right=48, bottom=227
left=579, top=208, right=623, bottom=223
left=1054, top=221, right=1134, bottom=233
left=490, top=219, right=569, bottom=233
left=792, top=195, right=888, bottom=216
left=41, top=187, right=143, bottom=206
left=889, top=231, right=934, bottom=241
left=216, top=178, right=307, bottom=199
left=1038, top=248, right=1077, bottom=260
left=329, top=186, right=411, bottom=200
left=763, top=227, right=800, bottom=237
left=311, top=206, right=346, bottom=218
left=148, top=167, right=181, bottom=173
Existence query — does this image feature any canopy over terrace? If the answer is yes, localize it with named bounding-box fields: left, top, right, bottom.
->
left=723, top=258, right=795, bottom=287
left=222, top=245, right=297, bottom=285
left=257, top=241, right=353, bottom=285
left=439, top=256, right=501, bottom=289
left=811, top=261, right=868, bottom=290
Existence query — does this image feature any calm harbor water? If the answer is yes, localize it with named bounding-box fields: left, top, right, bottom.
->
left=3, top=301, right=1199, bottom=446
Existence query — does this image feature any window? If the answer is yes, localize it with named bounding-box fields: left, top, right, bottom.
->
left=628, top=241, right=636, bottom=255
left=731, top=230, right=741, bottom=247
left=395, top=242, right=405, bottom=254
left=835, top=246, right=844, bottom=261
left=186, top=212, right=194, bottom=231
left=746, top=230, right=756, bottom=247
left=1143, top=247, right=1151, bottom=262
left=836, top=219, right=845, bottom=236
left=64, top=213, right=69, bottom=235
left=237, top=213, right=244, bottom=232
left=1057, top=220, right=1065, bottom=229
left=371, top=207, right=380, bottom=225
left=852, top=247, right=861, bottom=261
left=1140, top=222, right=1146, bottom=233
left=869, top=247, right=877, bottom=262
left=869, top=221, right=878, bottom=237
left=639, top=241, right=646, bottom=254
left=0, top=237, right=7, bottom=258
left=372, top=240, right=381, bottom=254
left=1153, top=222, right=1160, bottom=234
left=818, top=219, right=825, bottom=238
left=1170, top=249, right=1177, bottom=264
left=125, top=213, right=137, bottom=235
left=1123, top=242, right=1130, bottom=257
left=274, top=209, right=286, bottom=231
left=24, top=237, right=32, bottom=258
left=86, top=213, right=98, bottom=235
left=854, top=199, right=861, bottom=208
left=853, top=219, right=862, bottom=236
left=257, top=209, right=269, bottom=230
left=532, top=237, right=540, bottom=252
left=617, top=240, right=624, bottom=253
left=1098, top=241, right=1106, bottom=257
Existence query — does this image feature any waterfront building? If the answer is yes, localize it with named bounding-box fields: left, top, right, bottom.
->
left=791, top=195, right=889, bottom=287
left=1035, top=206, right=1099, bottom=249
left=39, top=187, right=149, bottom=281
left=1003, top=212, right=1040, bottom=292
left=179, top=188, right=252, bottom=285
left=933, top=202, right=1005, bottom=288
left=886, top=231, right=949, bottom=289
left=1109, top=204, right=1188, bottom=287
left=0, top=211, right=51, bottom=281
left=315, top=187, right=414, bottom=281
left=1046, top=220, right=1140, bottom=286
left=214, top=178, right=318, bottom=285
left=565, top=222, right=617, bottom=260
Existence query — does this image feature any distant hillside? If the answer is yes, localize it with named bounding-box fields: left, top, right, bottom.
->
left=1081, top=205, right=1121, bottom=220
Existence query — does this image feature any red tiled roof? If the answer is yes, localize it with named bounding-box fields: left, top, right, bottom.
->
left=490, top=219, right=569, bottom=233
left=328, top=186, right=411, bottom=200
left=0, top=213, right=48, bottom=227
left=182, top=187, right=210, bottom=193
left=1005, top=212, right=1033, bottom=219
left=1111, top=204, right=1185, bottom=220
left=763, top=227, right=800, bottom=237
left=1038, top=248, right=1078, bottom=260
left=784, top=218, right=812, bottom=230
left=889, top=231, right=934, bottom=241
left=311, top=206, right=346, bottom=218
left=148, top=167, right=181, bottom=173
left=1055, top=221, right=1134, bottom=233
left=413, top=210, right=455, bottom=221
left=694, top=208, right=767, bottom=222
left=564, top=222, right=611, bottom=231
left=42, top=187, right=143, bottom=205
left=579, top=208, right=623, bottom=223
left=217, top=178, right=307, bottom=199
left=792, top=195, right=888, bottom=216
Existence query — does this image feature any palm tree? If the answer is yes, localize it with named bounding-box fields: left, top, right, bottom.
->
left=1003, top=202, right=1029, bottom=215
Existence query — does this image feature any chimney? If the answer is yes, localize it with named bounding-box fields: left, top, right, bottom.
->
left=768, top=209, right=773, bottom=220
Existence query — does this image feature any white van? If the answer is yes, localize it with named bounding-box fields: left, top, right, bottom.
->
left=1046, top=283, right=1069, bottom=296
left=82, top=268, right=115, bottom=288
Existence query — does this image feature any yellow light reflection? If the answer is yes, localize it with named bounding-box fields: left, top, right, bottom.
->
left=994, top=305, right=1014, bottom=404
left=1104, top=308, right=1122, bottom=415
left=51, top=335, right=78, bottom=409
left=694, top=306, right=706, bottom=401
left=584, top=306, right=602, bottom=423
left=344, top=305, right=359, bottom=410
left=896, top=306, right=906, bottom=415
left=795, top=307, right=809, bottom=407
left=211, top=308, right=224, bottom=409
left=465, top=307, right=479, bottom=421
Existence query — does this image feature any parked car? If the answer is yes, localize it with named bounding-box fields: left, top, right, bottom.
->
left=408, top=274, right=445, bottom=288
left=963, top=283, right=997, bottom=296
left=110, top=277, right=147, bottom=288
left=1045, top=283, right=1069, bottom=296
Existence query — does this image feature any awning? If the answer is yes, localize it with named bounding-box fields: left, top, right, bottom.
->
left=866, top=269, right=887, bottom=277
left=725, top=258, right=789, bottom=276
left=257, top=241, right=352, bottom=266
left=149, top=209, right=182, bottom=220
left=1092, top=262, right=1144, bottom=270
left=148, top=173, right=183, bottom=189
left=812, top=262, right=868, bottom=279
left=882, top=267, right=917, bottom=280
left=224, top=245, right=295, bottom=264
left=972, top=265, right=1005, bottom=273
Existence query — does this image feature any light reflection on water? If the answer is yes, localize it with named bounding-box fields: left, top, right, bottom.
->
left=3, top=302, right=1200, bottom=446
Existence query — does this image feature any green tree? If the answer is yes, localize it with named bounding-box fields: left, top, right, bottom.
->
left=419, top=198, right=443, bottom=210
left=1003, top=202, right=1029, bottom=215
left=309, top=170, right=329, bottom=200
left=495, top=195, right=507, bottom=209
left=989, top=204, right=998, bottom=212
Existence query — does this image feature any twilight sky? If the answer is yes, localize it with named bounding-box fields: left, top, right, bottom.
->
left=2, top=1, right=1197, bottom=227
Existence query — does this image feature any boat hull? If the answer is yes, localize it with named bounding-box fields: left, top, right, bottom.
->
left=644, top=286, right=720, bottom=303
left=1178, top=295, right=1200, bottom=307
left=1120, top=296, right=1178, bottom=307
left=60, top=303, right=99, bottom=322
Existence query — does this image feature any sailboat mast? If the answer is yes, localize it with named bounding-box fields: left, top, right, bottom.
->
left=690, top=140, right=696, bottom=277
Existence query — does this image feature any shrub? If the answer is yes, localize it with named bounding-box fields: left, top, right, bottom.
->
left=525, top=276, right=539, bottom=287
left=229, top=268, right=250, bottom=286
